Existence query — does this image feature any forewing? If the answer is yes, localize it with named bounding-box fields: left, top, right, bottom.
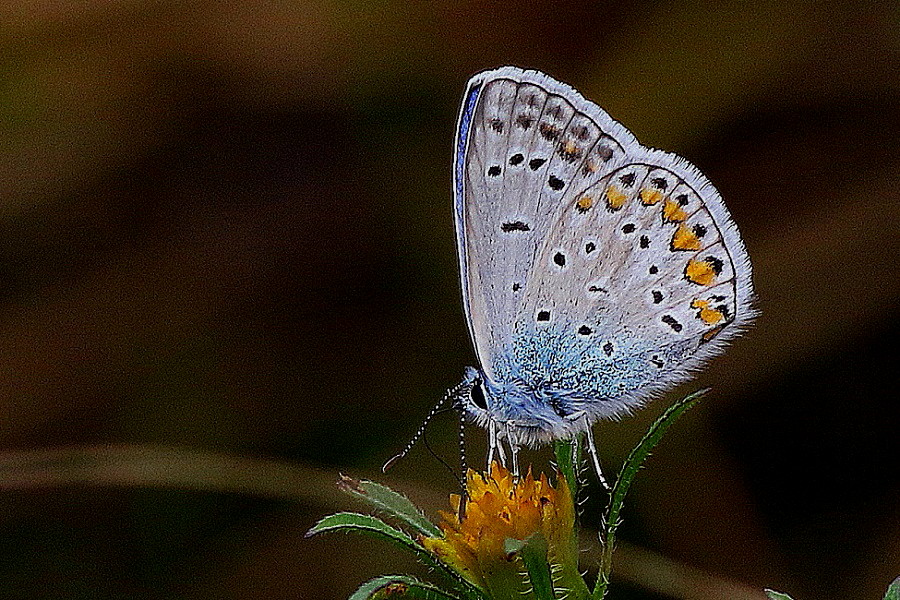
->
left=454, top=68, right=633, bottom=381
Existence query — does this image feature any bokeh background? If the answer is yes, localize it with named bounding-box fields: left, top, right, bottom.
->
left=1, top=2, right=898, bottom=599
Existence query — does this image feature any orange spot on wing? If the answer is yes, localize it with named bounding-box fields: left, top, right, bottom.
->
left=663, top=199, right=688, bottom=222
left=576, top=195, right=594, bottom=213
left=691, top=298, right=725, bottom=324
left=685, top=259, right=717, bottom=285
left=606, top=185, right=628, bottom=210
left=701, top=325, right=724, bottom=343
left=672, top=224, right=701, bottom=250
left=640, top=188, right=664, bottom=205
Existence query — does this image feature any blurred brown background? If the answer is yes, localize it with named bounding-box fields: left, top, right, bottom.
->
left=0, top=1, right=898, bottom=599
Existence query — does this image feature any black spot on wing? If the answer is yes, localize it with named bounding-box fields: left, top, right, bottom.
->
left=548, top=175, right=565, bottom=191
left=619, top=172, right=636, bottom=187
left=717, top=304, right=732, bottom=320
left=661, top=315, right=683, bottom=332
left=596, top=145, right=613, bottom=161
left=501, top=221, right=530, bottom=232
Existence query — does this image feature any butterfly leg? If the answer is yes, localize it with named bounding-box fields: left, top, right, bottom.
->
left=487, top=420, right=498, bottom=467
left=487, top=419, right=508, bottom=469
left=495, top=428, right=507, bottom=468
left=583, top=419, right=610, bottom=490
left=505, top=423, right=520, bottom=477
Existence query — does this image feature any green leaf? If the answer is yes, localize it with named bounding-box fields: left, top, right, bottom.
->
left=338, top=474, right=441, bottom=538
left=764, top=590, right=795, bottom=600
left=307, top=513, right=487, bottom=600
left=506, top=534, right=557, bottom=600
left=884, top=577, right=900, bottom=600
left=306, top=512, right=428, bottom=556
left=593, top=389, right=708, bottom=600
left=349, top=575, right=462, bottom=600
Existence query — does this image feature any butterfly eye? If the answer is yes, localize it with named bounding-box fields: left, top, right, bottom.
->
left=470, top=381, right=488, bottom=410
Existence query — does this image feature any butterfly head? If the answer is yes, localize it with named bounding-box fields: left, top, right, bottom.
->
left=457, top=367, right=551, bottom=442
left=457, top=366, right=505, bottom=428
left=458, top=368, right=547, bottom=452
left=457, top=365, right=610, bottom=446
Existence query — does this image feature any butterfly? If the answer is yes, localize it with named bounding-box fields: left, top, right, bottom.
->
left=387, top=67, right=755, bottom=482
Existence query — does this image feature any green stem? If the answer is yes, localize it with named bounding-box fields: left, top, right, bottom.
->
left=593, top=389, right=707, bottom=599
left=552, top=436, right=591, bottom=600
left=553, top=435, right=581, bottom=497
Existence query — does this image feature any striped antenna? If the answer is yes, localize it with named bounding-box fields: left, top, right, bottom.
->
left=382, top=381, right=468, bottom=472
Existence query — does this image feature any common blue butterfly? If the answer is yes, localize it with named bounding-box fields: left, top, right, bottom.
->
left=389, top=67, right=755, bottom=481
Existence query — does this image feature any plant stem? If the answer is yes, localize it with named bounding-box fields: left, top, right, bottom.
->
left=592, top=389, right=708, bottom=599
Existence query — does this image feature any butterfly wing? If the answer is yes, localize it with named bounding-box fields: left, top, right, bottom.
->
left=455, top=67, right=636, bottom=382
left=455, top=67, right=754, bottom=419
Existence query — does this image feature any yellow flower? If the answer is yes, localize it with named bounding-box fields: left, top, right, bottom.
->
left=422, top=463, right=585, bottom=598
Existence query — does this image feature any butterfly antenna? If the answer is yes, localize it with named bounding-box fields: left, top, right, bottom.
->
left=457, top=407, right=469, bottom=518
left=458, top=408, right=468, bottom=483
left=382, top=381, right=468, bottom=473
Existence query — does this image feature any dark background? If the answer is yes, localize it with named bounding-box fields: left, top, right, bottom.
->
left=0, top=2, right=898, bottom=599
